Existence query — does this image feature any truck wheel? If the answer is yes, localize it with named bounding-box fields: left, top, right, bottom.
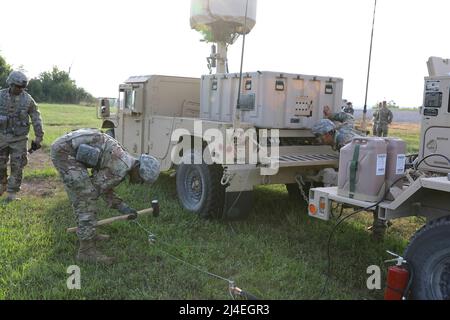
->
left=404, top=215, right=450, bottom=300
left=176, top=163, right=225, bottom=219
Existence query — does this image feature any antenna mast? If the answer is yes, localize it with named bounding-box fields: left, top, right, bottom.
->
left=362, top=0, right=377, bottom=132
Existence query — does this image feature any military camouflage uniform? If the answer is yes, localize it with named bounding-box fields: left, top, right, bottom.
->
left=375, top=106, right=393, bottom=137
left=312, top=118, right=360, bottom=151
left=327, top=111, right=355, bottom=129
left=334, top=125, right=361, bottom=150
left=0, top=88, right=44, bottom=193
left=372, top=109, right=379, bottom=136
left=51, top=129, right=137, bottom=241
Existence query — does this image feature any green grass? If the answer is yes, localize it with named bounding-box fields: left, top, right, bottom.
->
left=0, top=104, right=423, bottom=300
left=389, top=124, right=420, bottom=154
left=30, top=103, right=101, bottom=151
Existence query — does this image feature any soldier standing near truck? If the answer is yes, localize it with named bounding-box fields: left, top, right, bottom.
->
left=375, top=101, right=394, bottom=137
left=0, top=70, right=44, bottom=202
left=51, top=128, right=160, bottom=264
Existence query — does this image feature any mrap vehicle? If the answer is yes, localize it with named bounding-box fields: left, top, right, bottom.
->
left=309, top=56, right=450, bottom=300
left=99, top=0, right=343, bottom=219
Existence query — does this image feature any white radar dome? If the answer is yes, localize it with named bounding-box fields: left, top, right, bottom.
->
left=190, top=0, right=257, bottom=44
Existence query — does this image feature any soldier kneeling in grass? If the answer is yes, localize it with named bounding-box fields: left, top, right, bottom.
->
left=51, top=128, right=160, bottom=264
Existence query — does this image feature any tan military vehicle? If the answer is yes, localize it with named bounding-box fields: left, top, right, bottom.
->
left=99, top=0, right=341, bottom=219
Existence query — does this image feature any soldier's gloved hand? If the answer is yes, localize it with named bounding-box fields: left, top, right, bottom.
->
left=33, top=136, right=43, bottom=150
left=117, top=203, right=138, bottom=220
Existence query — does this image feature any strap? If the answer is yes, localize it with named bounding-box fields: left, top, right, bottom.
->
left=349, top=144, right=360, bottom=199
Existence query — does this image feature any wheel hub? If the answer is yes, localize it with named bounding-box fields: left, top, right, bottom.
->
left=185, top=168, right=203, bottom=203
left=430, top=255, right=450, bottom=300
left=439, top=261, right=450, bottom=300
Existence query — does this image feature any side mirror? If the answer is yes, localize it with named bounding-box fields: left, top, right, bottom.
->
left=100, top=99, right=110, bottom=118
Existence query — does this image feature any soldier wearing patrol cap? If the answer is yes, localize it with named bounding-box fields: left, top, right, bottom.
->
left=0, top=70, right=44, bottom=202
left=51, top=128, right=160, bottom=264
left=311, top=119, right=361, bottom=151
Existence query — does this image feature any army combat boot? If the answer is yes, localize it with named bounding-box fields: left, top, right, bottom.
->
left=77, top=239, right=115, bottom=265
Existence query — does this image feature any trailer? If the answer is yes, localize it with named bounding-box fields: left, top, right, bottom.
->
left=308, top=57, right=450, bottom=300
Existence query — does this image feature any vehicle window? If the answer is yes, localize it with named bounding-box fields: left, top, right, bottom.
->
left=125, top=90, right=135, bottom=109
left=119, top=91, right=125, bottom=109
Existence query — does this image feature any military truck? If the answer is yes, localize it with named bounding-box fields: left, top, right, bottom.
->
left=99, top=0, right=342, bottom=219
left=308, top=56, right=450, bottom=300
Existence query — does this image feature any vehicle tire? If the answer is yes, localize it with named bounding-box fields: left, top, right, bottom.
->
left=105, top=129, right=115, bottom=139
left=404, top=215, right=450, bottom=300
left=176, top=162, right=225, bottom=219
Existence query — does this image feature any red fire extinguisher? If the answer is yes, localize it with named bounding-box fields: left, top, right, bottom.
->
left=384, top=250, right=410, bottom=300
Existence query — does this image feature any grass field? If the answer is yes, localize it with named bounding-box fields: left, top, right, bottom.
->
left=0, top=104, right=423, bottom=300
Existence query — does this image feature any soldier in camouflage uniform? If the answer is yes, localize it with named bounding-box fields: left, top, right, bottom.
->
left=51, top=128, right=160, bottom=264
left=375, top=101, right=393, bottom=137
left=312, top=118, right=361, bottom=151
left=372, top=104, right=380, bottom=136
left=0, top=71, right=44, bottom=202
left=306, top=119, right=361, bottom=187
left=343, top=101, right=354, bottom=115
left=323, top=105, right=355, bottom=129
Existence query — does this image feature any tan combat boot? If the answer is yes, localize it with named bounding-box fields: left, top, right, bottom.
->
left=76, top=239, right=115, bottom=265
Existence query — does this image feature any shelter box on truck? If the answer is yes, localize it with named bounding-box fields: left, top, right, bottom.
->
left=200, top=72, right=343, bottom=129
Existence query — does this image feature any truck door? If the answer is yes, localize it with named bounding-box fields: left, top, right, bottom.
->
left=117, top=84, right=145, bottom=155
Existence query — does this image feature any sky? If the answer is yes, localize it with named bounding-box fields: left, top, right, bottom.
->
left=1, top=0, right=450, bottom=108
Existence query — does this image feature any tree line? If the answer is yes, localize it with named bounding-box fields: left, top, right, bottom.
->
left=0, top=53, right=96, bottom=105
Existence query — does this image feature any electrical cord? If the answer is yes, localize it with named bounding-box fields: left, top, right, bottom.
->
left=132, top=219, right=259, bottom=300
left=414, top=153, right=450, bottom=171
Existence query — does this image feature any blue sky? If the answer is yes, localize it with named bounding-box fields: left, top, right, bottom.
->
left=1, top=0, right=450, bottom=108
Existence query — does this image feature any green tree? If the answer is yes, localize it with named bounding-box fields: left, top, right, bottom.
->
left=0, top=53, right=13, bottom=89
left=0, top=56, right=95, bottom=104
left=28, top=66, right=96, bottom=104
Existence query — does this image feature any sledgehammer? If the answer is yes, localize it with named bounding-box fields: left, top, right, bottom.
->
left=66, top=200, right=160, bottom=233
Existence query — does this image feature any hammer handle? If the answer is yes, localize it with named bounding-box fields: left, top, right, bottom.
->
left=66, top=208, right=154, bottom=233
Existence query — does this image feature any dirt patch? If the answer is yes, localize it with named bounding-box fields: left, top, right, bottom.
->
left=20, top=149, right=63, bottom=198
left=20, top=177, right=62, bottom=198
left=27, top=148, right=53, bottom=170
